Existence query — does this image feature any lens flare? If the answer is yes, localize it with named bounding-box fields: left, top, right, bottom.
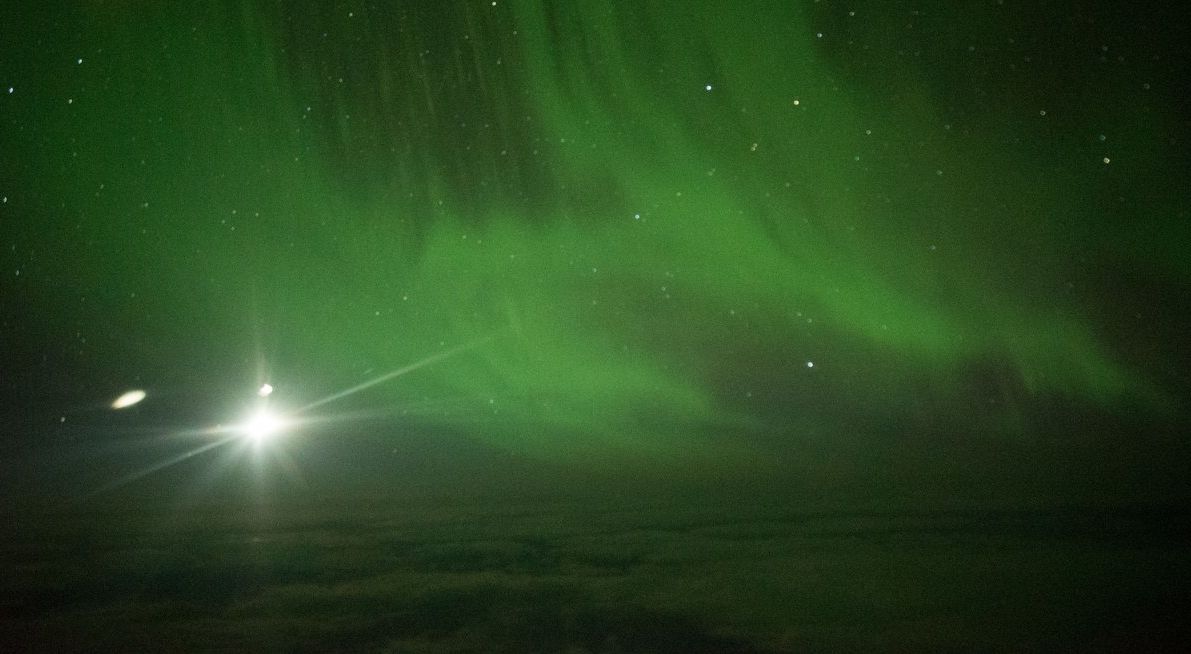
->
left=111, top=389, right=147, bottom=409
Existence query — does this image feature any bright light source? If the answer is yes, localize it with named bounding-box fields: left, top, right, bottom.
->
left=241, top=409, right=283, bottom=443
left=258, top=383, right=274, bottom=397
left=112, top=389, right=147, bottom=409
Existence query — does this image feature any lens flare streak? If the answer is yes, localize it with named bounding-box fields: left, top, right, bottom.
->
left=86, top=337, right=495, bottom=498
left=296, top=335, right=494, bottom=413
left=89, top=433, right=240, bottom=497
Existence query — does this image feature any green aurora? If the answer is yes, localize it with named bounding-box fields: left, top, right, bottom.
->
left=4, top=2, right=1188, bottom=494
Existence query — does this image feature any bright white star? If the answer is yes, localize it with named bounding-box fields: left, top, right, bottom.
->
left=240, top=409, right=284, bottom=444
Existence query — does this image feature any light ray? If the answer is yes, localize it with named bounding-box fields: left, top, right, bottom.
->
left=295, top=335, right=494, bottom=413
left=86, top=334, right=497, bottom=499
left=89, top=433, right=240, bottom=497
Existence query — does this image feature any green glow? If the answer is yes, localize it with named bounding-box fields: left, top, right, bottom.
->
left=9, top=2, right=1185, bottom=467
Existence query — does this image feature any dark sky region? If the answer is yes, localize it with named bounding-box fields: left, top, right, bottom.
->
left=2, top=1, right=1190, bottom=650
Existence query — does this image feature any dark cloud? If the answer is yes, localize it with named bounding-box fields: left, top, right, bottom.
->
left=4, top=503, right=1189, bottom=651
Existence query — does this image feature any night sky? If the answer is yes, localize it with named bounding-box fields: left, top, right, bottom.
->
left=2, top=1, right=1190, bottom=650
